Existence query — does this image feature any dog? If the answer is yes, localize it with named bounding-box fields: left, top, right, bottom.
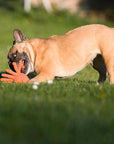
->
left=8, top=24, right=114, bottom=84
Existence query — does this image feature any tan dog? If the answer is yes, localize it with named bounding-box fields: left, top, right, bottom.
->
left=8, top=24, right=114, bottom=84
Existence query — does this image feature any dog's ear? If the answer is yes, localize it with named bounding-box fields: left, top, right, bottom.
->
left=13, top=29, right=27, bottom=44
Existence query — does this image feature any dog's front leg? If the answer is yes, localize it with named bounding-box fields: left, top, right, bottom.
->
left=28, top=72, right=54, bottom=84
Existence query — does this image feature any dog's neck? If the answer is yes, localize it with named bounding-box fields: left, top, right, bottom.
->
left=28, top=38, right=47, bottom=73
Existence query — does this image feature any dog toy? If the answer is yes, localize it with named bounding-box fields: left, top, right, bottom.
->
left=0, top=61, right=29, bottom=83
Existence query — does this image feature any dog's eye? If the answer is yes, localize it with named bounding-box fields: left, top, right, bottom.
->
left=13, top=54, right=17, bottom=58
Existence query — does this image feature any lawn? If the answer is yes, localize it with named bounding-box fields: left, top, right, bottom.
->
left=0, top=1, right=114, bottom=144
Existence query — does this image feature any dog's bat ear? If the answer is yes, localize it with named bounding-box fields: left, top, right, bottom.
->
left=13, top=29, right=27, bottom=44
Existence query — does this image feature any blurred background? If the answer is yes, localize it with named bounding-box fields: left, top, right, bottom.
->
left=29, top=0, right=114, bottom=21
left=0, top=0, right=114, bottom=70
left=1, top=0, right=114, bottom=20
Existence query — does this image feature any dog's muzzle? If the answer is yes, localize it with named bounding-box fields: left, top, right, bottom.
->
left=8, top=51, right=30, bottom=74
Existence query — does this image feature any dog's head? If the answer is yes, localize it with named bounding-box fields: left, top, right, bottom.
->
left=8, top=29, right=34, bottom=75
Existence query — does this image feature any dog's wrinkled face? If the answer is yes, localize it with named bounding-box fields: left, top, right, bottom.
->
left=8, top=29, right=34, bottom=75
left=8, top=50, right=30, bottom=74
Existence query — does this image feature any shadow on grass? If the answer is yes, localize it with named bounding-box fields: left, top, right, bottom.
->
left=0, top=71, right=6, bottom=78
left=55, top=77, right=96, bottom=84
left=27, top=72, right=37, bottom=79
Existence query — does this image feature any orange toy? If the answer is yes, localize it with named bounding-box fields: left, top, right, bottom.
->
left=0, top=61, right=29, bottom=83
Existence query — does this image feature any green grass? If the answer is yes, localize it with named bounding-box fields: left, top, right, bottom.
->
left=0, top=1, right=114, bottom=144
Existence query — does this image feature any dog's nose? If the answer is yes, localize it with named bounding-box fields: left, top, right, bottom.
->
left=8, top=61, right=15, bottom=72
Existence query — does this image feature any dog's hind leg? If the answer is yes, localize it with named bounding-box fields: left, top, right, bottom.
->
left=102, top=53, right=114, bottom=85
left=91, top=54, right=107, bottom=83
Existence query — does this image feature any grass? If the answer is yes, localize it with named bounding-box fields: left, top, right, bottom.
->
left=0, top=1, right=114, bottom=144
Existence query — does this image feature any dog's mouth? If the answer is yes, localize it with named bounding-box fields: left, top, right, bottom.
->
left=20, top=59, right=28, bottom=73
left=8, top=52, right=30, bottom=75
